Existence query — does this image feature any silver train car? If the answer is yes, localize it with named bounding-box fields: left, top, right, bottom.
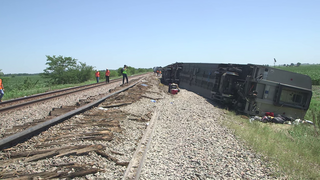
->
left=161, top=63, right=312, bottom=119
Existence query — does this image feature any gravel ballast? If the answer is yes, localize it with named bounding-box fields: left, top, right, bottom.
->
left=138, top=87, right=284, bottom=179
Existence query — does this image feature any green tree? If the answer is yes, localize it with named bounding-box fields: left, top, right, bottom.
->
left=117, top=66, right=136, bottom=76
left=127, top=66, right=136, bottom=75
left=76, top=62, right=95, bottom=82
left=117, top=67, right=123, bottom=76
left=42, top=55, right=94, bottom=84
left=109, top=70, right=118, bottom=77
left=297, top=62, right=301, bottom=67
left=117, top=66, right=153, bottom=76
left=0, top=69, right=4, bottom=76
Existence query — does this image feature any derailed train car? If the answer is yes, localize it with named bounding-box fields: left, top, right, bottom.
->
left=161, top=63, right=312, bottom=119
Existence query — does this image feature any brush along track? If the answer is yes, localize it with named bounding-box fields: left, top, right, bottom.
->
left=0, top=75, right=164, bottom=179
left=0, top=73, right=148, bottom=113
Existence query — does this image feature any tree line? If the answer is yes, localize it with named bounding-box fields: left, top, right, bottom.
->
left=42, top=55, right=152, bottom=85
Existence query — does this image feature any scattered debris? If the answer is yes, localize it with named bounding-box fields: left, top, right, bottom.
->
left=249, top=112, right=313, bottom=125
left=98, top=107, right=108, bottom=111
left=168, top=83, right=180, bottom=95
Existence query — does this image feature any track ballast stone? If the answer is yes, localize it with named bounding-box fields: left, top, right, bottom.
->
left=139, top=84, right=284, bottom=179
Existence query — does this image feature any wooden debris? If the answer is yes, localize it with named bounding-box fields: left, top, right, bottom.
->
left=107, top=126, right=122, bottom=132
left=2, top=147, right=16, bottom=152
left=51, top=162, right=75, bottom=167
left=0, top=170, right=60, bottom=179
left=49, top=106, right=77, bottom=116
left=44, top=134, right=77, bottom=141
left=9, top=149, right=53, bottom=158
left=102, top=102, right=132, bottom=108
left=25, top=150, right=59, bottom=162
left=95, top=150, right=118, bottom=163
left=82, top=130, right=113, bottom=136
left=141, top=95, right=163, bottom=100
left=116, top=161, right=129, bottom=166
left=56, top=144, right=104, bottom=157
left=66, top=169, right=100, bottom=178
left=78, top=135, right=113, bottom=141
left=110, top=150, right=124, bottom=155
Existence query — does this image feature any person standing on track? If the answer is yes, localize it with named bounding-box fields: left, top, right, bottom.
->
left=105, top=69, right=110, bottom=83
left=95, top=70, right=100, bottom=83
left=122, top=65, right=128, bottom=84
left=0, top=78, right=4, bottom=102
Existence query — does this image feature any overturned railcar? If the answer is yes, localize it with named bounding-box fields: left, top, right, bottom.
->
left=161, top=63, right=312, bottom=119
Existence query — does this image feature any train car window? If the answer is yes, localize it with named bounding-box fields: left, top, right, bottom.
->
left=277, top=86, right=311, bottom=109
left=280, top=90, right=305, bottom=105
left=292, top=94, right=302, bottom=103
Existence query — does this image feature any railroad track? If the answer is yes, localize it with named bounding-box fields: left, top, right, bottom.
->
left=0, top=74, right=163, bottom=179
left=0, top=73, right=148, bottom=113
left=0, top=74, right=149, bottom=142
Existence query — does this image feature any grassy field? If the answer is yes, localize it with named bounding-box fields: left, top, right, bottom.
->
left=1, top=71, right=152, bottom=101
left=0, top=74, right=123, bottom=101
left=277, top=64, right=320, bottom=85
left=222, top=110, right=320, bottom=179
left=220, top=64, right=320, bottom=179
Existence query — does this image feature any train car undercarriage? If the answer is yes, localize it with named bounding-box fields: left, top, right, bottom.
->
left=161, top=63, right=312, bottom=120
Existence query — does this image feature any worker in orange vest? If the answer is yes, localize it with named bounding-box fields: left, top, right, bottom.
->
left=95, top=70, right=100, bottom=83
left=0, top=78, right=4, bottom=102
left=105, top=69, right=110, bottom=83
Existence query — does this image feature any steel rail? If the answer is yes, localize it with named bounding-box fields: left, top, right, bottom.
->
left=0, top=73, right=149, bottom=113
left=0, top=78, right=119, bottom=106
left=0, top=78, right=143, bottom=150
left=0, top=81, right=114, bottom=113
left=122, top=110, right=159, bottom=180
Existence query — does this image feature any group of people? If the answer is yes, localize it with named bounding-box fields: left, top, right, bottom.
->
left=95, top=65, right=128, bottom=85
left=156, top=69, right=162, bottom=77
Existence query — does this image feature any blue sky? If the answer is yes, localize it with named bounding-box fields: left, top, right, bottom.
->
left=1, top=0, right=319, bottom=74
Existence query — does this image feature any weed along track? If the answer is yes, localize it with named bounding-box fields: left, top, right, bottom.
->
left=0, top=74, right=161, bottom=179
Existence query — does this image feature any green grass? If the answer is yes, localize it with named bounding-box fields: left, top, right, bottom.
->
left=222, top=113, right=320, bottom=179
left=304, top=86, right=320, bottom=128
left=222, top=85, right=320, bottom=179
left=1, top=71, right=151, bottom=101
left=276, top=64, right=320, bottom=85
left=1, top=75, right=123, bottom=101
